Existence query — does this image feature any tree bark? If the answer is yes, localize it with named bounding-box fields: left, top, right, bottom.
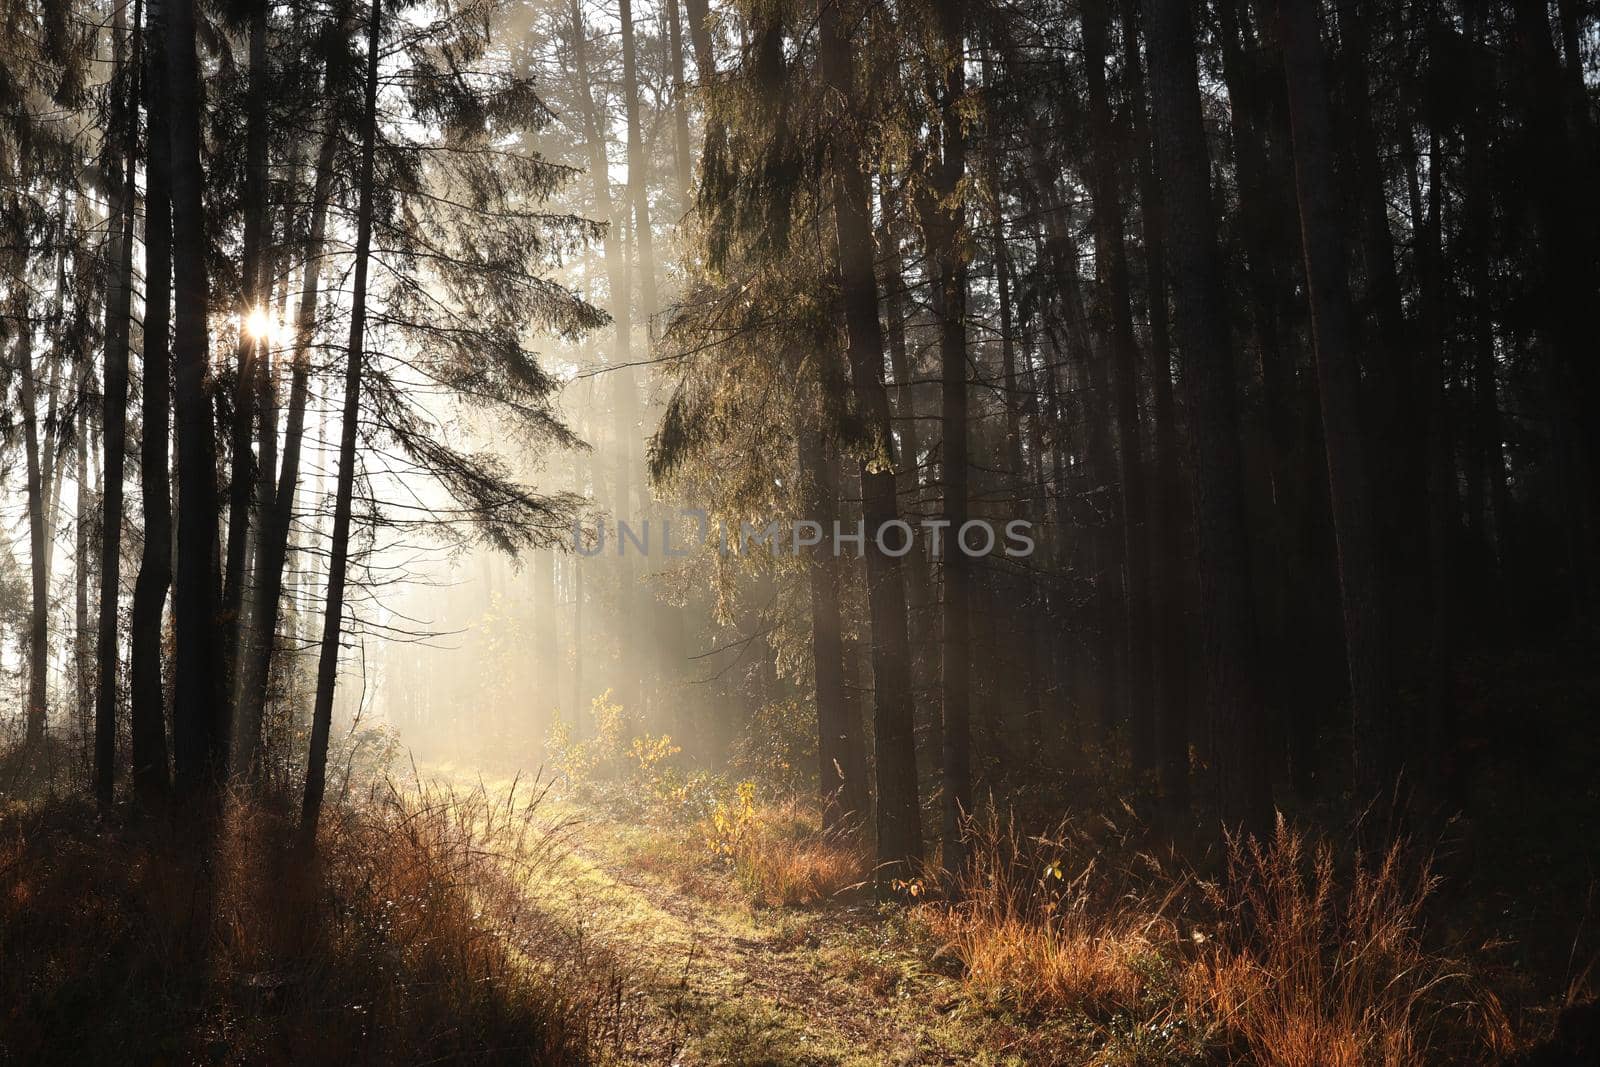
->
left=302, top=0, right=383, bottom=842
left=221, top=0, right=271, bottom=704
left=1143, top=0, right=1269, bottom=833
left=129, top=0, right=174, bottom=800
left=1085, top=0, right=1154, bottom=775
left=1120, top=0, right=1188, bottom=812
left=666, top=0, right=693, bottom=212
left=1277, top=0, right=1397, bottom=805
left=16, top=286, right=49, bottom=747
left=818, top=0, right=922, bottom=873
left=95, top=0, right=142, bottom=806
left=920, top=0, right=969, bottom=874
left=797, top=404, right=868, bottom=824
left=237, top=95, right=344, bottom=778
left=168, top=0, right=228, bottom=795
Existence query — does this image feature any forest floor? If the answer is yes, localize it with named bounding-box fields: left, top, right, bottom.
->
left=519, top=810, right=997, bottom=1066
left=455, top=774, right=1042, bottom=1067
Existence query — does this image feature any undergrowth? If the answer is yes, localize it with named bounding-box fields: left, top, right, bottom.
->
left=914, top=810, right=1525, bottom=1064
left=0, top=775, right=631, bottom=1065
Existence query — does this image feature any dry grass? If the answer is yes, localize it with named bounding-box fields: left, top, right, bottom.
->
left=915, top=808, right=1180, bottom=1021
left=915, top=810, right=1518, bottom=1064
left=0, top=773, right=630, bottom=1065
left=1186, top=818, right=1517, bottom=1066
left=717, top=796, right=870, bottom=908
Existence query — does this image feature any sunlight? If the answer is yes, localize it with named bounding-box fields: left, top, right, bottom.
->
left=243, top=305, right=278, bottom=344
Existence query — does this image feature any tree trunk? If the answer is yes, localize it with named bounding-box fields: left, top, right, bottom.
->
left=1277, top=0, right=1397, bottom=805
left=129, top=0, right=174, bottom=800
left=917, top=0, right=970, bottom=875
left=682, top=0, right=712, bottom=79
left=76, top=371, right=93, bottom=742
left=169, top=0, right=228, bottom=795
left=221, top=0, right=271, bottom=703
left=797, top=405, right=867, bottom=824
left=1085, top=0, right=1153, bottom=775
left=1143, top=0, right=1269, bottom=834
left=818, top=0, right=922, bottom=873
left=302, top=0, right=382, bottom=842
left=237, top=98, right=344, bottom=778
left=95, top=0, right=142, bottom=806
left=1120, top=0, right=1188, bottom=812
left=16, top=287, right=49, bottom=747
left=666, top=0, right=693, bottom=212
left=878, top=180, right=935, bottom=687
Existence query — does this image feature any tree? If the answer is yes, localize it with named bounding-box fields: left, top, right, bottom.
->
left=1143, top=0, right=1269, bottom=833
left=302, top=0, right=384, bottom=839
left=168, top=0, right=229, bottom=795
left=818, top=0, right=922, bottom=873
left=94, top=0, right=141, bottom=807
left=918, top=0, right=971, bottom=874
left=128, top=0, right=174, bottom=799
left=1277, top=0, right=1397, bottom=805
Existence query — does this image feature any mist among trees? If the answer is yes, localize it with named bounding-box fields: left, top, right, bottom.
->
left=2, top=0, right=1598, bottom=1061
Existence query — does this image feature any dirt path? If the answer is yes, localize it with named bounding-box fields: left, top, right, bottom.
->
left=535, top=812, right=994, bottom=1067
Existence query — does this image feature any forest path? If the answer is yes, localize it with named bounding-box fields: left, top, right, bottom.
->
left=493, top=792, right=1010, bottom=1066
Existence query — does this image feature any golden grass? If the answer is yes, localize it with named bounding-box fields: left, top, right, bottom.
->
left=1186, top=818, right=1517, bottom=1067
left=915, top=808, right=1178, bottom=1020
left=717, top=796, right=870, bottom=908
left=0, top=774, right=630, bottom=1065
left=915, top=810, right=1517, bottom=1064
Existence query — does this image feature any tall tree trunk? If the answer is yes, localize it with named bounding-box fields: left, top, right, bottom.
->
left=818, top=0, right=921, bottom=873
left=237, top=100, right=344, bottom=777
left=920, top=0, right=969, bottom=874
left=76, top=375, right=93, bottom=742
left=1335, top=0, right=1423, bottom=659
left=569, top=0, right=640, bottom=716
left=302, top=0, right=382, bottom=841
left=620, top=0, right=657, bottom=717
left=1143, top=0, right=1269, bottom=833
left=221, top=0, right=271, bottom=704
left=878, top=180, right=934, bottom=686
left=1121, top=0, right=1188, bottom=812
left=1277, top=0, right=1397, bottom=804
left=666, top=0, right=693, bottom=211
left=1463, top=2, right=1509, bottom=620
left=797, top=403, right=867, bottom=824
left=1085, top=0, right=1153, bottom=775
left=682, top=0, right=712, bottom=79
left=95, top=0, right=142, bottom=806
left=129, top=0, right=174, bottom=800
left=16, top=287, right=49, bottom=747
left=620, top=0, right=657, bottom=338
left=1408, top=113, right=1456, bottom=803
left=169, top=0, right=228, bottom=795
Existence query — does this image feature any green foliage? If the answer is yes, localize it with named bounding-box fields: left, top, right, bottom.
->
left=545, top=689, right=681, bottom=804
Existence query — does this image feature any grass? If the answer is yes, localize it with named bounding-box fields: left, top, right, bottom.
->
left=9, top=735, right=1585, bottom=1065
left=903, top=809, right=1525, bottom=1064
left=0, top=772, right=630, bottom=1066
left=1186, top=821, right=1517, bottom=1066
left=718, top=797, right=871, bottom=908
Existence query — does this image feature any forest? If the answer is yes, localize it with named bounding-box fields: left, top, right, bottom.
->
left=1, top=0, right=1598, bottom=1061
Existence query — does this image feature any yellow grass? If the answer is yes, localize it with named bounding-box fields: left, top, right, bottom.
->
left=915, top=809, right=1516, bottom=1063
